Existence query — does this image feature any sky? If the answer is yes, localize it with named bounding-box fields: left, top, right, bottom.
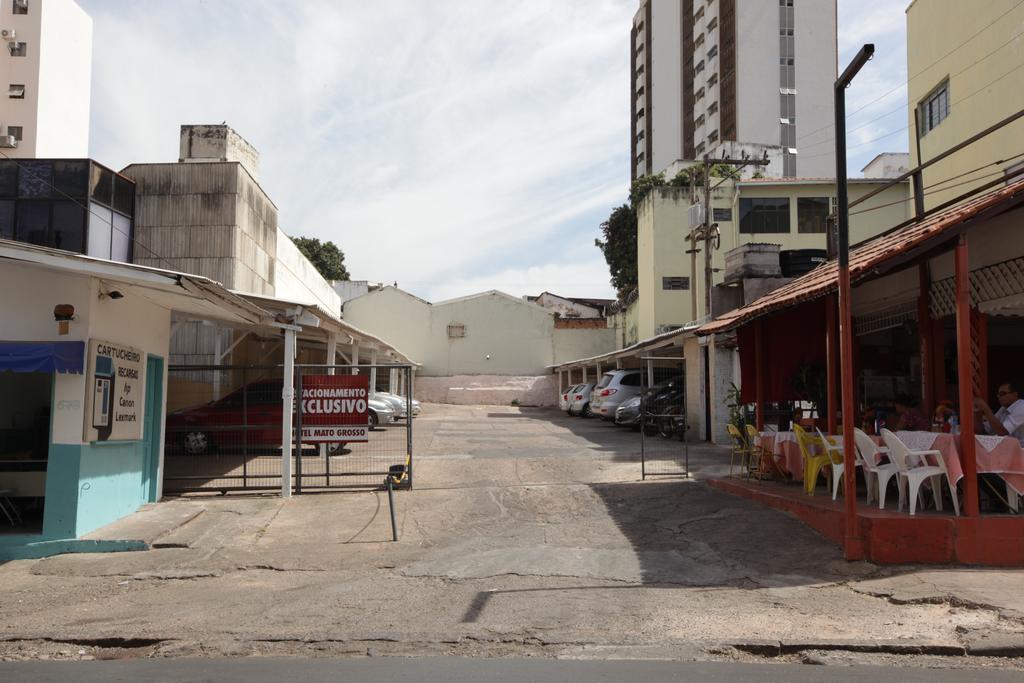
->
left=80, top=0, right=910, bottom=303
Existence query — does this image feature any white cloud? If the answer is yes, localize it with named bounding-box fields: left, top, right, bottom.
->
left=81, top=0, right=915, bottom=302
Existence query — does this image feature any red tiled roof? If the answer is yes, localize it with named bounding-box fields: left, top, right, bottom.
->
left=696, top=178, right=1024, bottom=336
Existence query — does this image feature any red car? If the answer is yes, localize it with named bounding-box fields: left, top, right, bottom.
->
left=166, top=379, right=392, bottom=455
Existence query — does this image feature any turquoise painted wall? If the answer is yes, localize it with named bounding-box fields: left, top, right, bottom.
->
left=75, top=441, right=148, bottom=536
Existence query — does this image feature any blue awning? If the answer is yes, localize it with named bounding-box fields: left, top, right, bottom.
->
left=0, top=341, right=85, bottom=374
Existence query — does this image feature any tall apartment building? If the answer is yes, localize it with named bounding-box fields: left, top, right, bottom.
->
left=630, top=0, right=836, bottom=180
left=0, top=0, right=91, bottom=158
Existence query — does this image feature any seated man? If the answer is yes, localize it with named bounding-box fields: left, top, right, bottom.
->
left=974, top=381, right=1024, bottom=446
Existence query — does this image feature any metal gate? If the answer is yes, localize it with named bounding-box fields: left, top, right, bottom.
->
left=639, top=356, right=689, bottom=478
left=163, top=363, right=414, bottom=493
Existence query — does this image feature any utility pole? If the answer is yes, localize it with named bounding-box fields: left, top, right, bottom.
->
left=690, top=154, right=769, bottom=319
left=835, top=44, right=875, bottom=562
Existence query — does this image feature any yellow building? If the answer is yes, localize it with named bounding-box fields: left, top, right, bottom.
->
left=906, top=0, right=1024, bottom=209
left=634, top=178, right=912, bottom=339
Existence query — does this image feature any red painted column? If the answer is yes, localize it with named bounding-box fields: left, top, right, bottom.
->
left=826, top=294, right=838, bottom=434
left=918, top=263, right=936, bottom=414
left=955, top=235, right=980, bottom=518
left=755, top=319, right=765, bottom=431
left=838, top=263, right=863, bottom=560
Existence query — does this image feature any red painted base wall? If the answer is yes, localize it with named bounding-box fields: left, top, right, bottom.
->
left=709, top=478, right=1024, bottom=566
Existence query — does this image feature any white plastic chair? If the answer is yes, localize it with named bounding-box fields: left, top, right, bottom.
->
left=880, top=429, right=960, bottom=516
left=853, top=428, right=900, bottom=508
left=816, top=428, right=861, bottom=500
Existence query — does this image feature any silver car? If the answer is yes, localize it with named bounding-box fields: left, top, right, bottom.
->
left=373, top=392, right=421, bottom=418
left=590, top=369, right=643, bottom=421
left=568, top=382, right=595, bottom=417
left=367, top=397, right=397, bottom=428
left=559, top=383, right=581, bottom=412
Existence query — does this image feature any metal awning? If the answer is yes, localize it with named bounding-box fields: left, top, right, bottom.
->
left=695, top=177, right=1024, bottom=336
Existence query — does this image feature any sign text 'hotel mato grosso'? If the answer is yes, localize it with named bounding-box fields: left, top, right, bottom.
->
left=84, top=339, right=145, bottom=442
left=300, top=375, right=369, bottom=442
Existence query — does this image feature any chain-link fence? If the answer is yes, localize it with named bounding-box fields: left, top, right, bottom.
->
left=639, top=357, right=689, bottom=478
left=163, top=364, right=414, bottom=493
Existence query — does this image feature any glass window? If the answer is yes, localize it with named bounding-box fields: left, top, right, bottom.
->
left=662, top=276, right=690, bottom=290
left=7, top=125, right=22, bottom=141
left=112, top=175, right=134, bottom=216
left=52, top=201, right=85, bottom=253
left=596, top=373, right=614, bottom=389
left=86, top=201, right=112, bottom=259
left=0, top=160, right=18, bottom=197
left=920, top=80, right=950, bottom=135
left=89, top=163, right=114, bottom=206
left=620, top=373, right=642, bottom=387
left=8, top=84, right=24, bottom=99
left=15, top=202, right=49, bottom=245
left=798, top=197, right=831, bottom=234
left=739, top=197, right=790, bottom=234
left=111, top=211, right=131, bottom=261
left=0, top=199, right=13, bottom=239
left=12, top=0, right=28, bottom=15
left=53, top=160, right=88, bottom=198
left=18, top=160, right=51, bottom=198
left=9, top=42, right=26, bottom=57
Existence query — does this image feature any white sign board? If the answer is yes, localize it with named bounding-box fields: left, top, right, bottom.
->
left=83, top=339, right=145, bottom=442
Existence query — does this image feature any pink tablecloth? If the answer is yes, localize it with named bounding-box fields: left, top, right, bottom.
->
left=759, top=432, right=807, bottom=482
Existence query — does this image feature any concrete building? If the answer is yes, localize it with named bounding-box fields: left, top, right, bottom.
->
left=0, top=157, right=134, bottom=260
left=635, top=177, right=912, bottom=339
left=526, top=292, right=613, bottom=319
left=343, top=287, right=618, bottom=405
left=861, top=152, right=910, bottom=179
left=0, top=0, right=91, bottom=158
left=906, top=0, right=1024, bottom=209
left=631, top=0, right=836, bottom=180
left=0, top=238, right=268, bottom=559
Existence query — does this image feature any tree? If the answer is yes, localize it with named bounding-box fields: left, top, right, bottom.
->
left=291, top=236, right=350, bottom=281
left=594, top=204, right=638, bottom=298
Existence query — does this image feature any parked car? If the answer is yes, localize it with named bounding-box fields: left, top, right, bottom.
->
left=559, top=384, right=581, bottom=412
left=167, top=379, right=396, bottom=455
left=590, top=369, right=643, bottom=421
left=614, top=375, right=684, bottom=430
left=614, top=394, right=642, bottom=428
left=568, top=382, right=595, bottom=417
left=373, top=392, right=421, bottom=418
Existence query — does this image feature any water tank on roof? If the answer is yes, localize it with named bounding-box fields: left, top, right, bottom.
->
left=779, top=249, right=827, bottom=278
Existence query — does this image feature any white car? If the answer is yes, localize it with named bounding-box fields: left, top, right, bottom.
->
left=559, top=384, right=581, bottom=412
left=373, top=392, right=421, bottom=418
left=590, top=369, right=643, bottom=421
left=568, top=383, right=595, bottom=417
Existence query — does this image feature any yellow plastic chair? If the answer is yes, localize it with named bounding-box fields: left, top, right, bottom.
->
left=727, top=424, right=749, bottom=478
left=793, top=424, right=831, bottom=495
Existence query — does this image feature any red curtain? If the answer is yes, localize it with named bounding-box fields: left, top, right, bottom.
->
left=738, top=298, right=827, bottom=404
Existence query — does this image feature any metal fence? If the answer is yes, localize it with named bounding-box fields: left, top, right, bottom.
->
left=163, top=363, right=414, bottom=494
left=639, top=356, right=689, bottom=479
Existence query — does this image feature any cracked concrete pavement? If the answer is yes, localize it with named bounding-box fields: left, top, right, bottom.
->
left=2, top=404, right=1024, bottom=669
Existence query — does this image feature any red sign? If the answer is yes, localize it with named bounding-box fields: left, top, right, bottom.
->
left=300, top=375, right=369, bottom=443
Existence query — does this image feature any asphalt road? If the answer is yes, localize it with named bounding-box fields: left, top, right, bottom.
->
left=2, top=657, right=1022, bottom=682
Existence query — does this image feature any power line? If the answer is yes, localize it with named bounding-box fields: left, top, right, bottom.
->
left=798, top=0, right=1024, bottom=146
left=800, top=21, right=1024, bottom=154
left=848, top=149, right=1024, bottom=217
left=801, top=57, right=1024, bottom=163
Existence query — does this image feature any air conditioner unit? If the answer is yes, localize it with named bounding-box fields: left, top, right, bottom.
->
left=0, top=29, right=14, bottom=41
left=0, top=135, right=17, bottom=148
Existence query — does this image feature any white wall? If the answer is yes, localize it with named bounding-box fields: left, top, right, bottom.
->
left=274, top=231, right=344, bottom=314
left=649, top=0, right=682, bottom=174
left=0, top=261, right=170, bottom=446
left=35, top=0, right=91, bottom=158
left=553, top=327, right=617, bottom=365
left=792, top=0, right=836, bottom=177
left=734, top=0, right=779, bottom=148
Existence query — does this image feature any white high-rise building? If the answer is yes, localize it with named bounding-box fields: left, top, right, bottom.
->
left=631, top=0, right=836, bottom=180
left=0, top=0, right=91, bottom=158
